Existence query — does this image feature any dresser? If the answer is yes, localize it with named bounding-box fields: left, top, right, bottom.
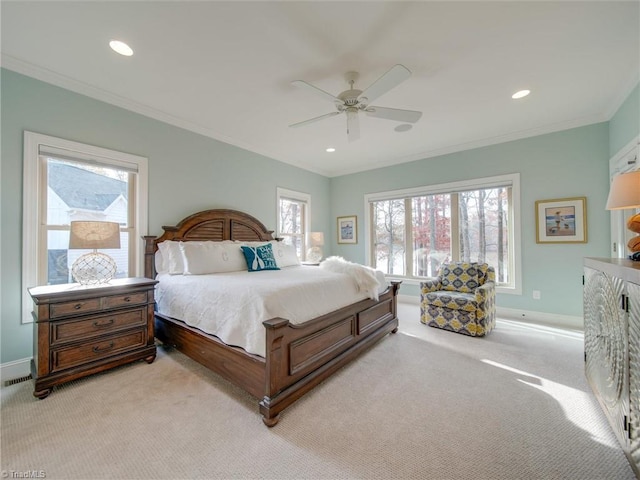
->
left=29, top=277, right=158, bottom=399
left=584, top=258, right=640, bottom=476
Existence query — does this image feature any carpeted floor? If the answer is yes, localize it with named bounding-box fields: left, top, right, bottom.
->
left=1, top=303, right=636, bottom=479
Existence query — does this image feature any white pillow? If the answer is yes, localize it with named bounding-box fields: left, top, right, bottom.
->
left=179, top=241, right=247, bottom=275
left=157, top=240, right=185, bottom=275
left=271, top=242, right=300, bottom=267
left=154, top=250, right=167, bottom=274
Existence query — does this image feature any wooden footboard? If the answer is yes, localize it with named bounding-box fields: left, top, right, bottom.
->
left=260, top=281, right=400, bottom=425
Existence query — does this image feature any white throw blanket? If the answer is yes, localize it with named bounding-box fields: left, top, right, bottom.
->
left=320, top=256, right=382, bottom=301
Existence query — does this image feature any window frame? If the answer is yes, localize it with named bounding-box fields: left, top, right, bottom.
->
left=364, top=173, right=522, bottom=295
left=276, top=187, right=311, bottom=260
left=22, top=131, right=148, bottom=324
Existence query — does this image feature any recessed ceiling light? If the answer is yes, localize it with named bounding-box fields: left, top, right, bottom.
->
left=326, top=147, right=336, bottom=153
left=394, top=124, right=413, bottom=132
left=512, top=89, right=530, bottom=99
left=109, top=40, right=133, bottom=57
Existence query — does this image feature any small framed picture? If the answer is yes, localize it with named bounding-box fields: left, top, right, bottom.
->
left=535, top=197, right=587, bottom=243
left=337, top=215, right=357, bottom=244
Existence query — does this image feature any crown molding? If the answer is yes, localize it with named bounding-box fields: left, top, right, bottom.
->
left=603, top=70, right=640, bottom=121
left=327, top=113, right=607, bottom=177
left=1, top=55, right=330, bottom=177
left=2, top=54, right=629, bottom=179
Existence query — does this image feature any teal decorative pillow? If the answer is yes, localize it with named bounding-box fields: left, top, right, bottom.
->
left=441, top=262, right=479, bottom=293
left=240, top=243, right=280, bottom=272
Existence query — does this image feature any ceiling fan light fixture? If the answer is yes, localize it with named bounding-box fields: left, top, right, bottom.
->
left=326, top=147, right=336, bottom=153
left=109, top=40, right=133, bottom=56
left=290, top=64, right=420, bottom=141
left=512, top=89, right=530, bottom=99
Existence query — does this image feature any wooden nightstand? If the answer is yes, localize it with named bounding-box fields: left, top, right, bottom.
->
left=28, top=277, right=158, bottom=399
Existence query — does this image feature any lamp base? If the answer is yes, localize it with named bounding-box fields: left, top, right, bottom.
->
left=71, top=252, right=117, bottom=285
left=306, top=246, right=323, bottom=264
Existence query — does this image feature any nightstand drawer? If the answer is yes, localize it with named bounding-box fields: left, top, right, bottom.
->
left=50, top=298, right=102, bottom=318
left=103, top=291, right=147, bottom=309
left=51, top=329, right=147, bottom=372
left=51, top=308, right=146, bottom=345
left=29, top=277, right=158, bottom=399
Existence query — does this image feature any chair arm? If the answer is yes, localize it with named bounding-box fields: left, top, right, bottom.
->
left=475, top=281, right=496, bottom=303
left=421, top=277, right=442, bottom=293
left=475, top=281, right=494, bottom=296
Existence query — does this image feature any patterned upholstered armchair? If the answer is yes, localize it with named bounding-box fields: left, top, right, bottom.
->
left=420, top=262, right=496, bottom=336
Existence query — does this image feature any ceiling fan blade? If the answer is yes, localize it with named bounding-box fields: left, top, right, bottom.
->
left=365, top=106, right=422, bottom=123
left=289, top=111, right=340, bottom=128
left=291, top=80, right=345, bottom=105
left=346, top=109, right=360, bottom=142
left=357, top=64, right=411, bottom=105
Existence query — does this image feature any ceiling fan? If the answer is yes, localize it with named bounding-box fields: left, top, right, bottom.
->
left=289, top=64, right=422, bottom=142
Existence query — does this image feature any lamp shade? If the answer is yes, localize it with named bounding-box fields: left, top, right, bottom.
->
left=606, top=171, right=640, bottom=210
left=309, top=232, right=325, bottom=246
left=69, top=221, right=121, bottom=250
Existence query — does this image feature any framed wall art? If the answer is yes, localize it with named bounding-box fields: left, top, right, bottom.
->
left=337, top=215, right=357, bottom=244
left=535, top=197, right=587, bottom=243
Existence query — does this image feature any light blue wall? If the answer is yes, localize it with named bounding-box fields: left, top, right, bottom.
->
left=1, top=67, right=638, bottom=364
left=0, top=69, right=331, bottom=364
left=609, top=84, right=639, bottom=157
left=330, top=124, right=611, bottom=317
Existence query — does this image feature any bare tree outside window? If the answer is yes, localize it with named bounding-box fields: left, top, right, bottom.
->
left=370, top=185, right=511, bottom=286
left=279, top=197, right=306, bottom=258
left=372, top=199, right=405, bottom=275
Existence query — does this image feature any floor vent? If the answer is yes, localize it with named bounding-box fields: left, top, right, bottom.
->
left=4, top=374, right=32, bottom=387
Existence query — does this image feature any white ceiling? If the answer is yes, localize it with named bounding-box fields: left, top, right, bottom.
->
left=2, top=1, right=639, bottom=177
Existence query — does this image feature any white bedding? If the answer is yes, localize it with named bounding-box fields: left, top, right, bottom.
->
left=155, top=265, right=388, bottom=357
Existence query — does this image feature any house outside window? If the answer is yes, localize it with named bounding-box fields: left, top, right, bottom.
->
left=22, top=132, right=148, bottom=323
left=365, top=174, right=521, bottom=294
left=277, top=187, right=310, bottom=260
left=47, top=159, right=130, bottom=284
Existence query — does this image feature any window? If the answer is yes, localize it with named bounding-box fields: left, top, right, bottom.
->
left=22, top=132, right=148, bottom=323
left=366, top=174, right=521, bottom=294
left=276, top=187, right=310, bottom=260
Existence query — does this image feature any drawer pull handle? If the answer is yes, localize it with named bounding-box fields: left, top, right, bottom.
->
left=123, top=296, right=131, bottom=302
left=93, top=342, right=114, bottom=354
left=93, top=318, right=115, bottom=328
left=73, top=303, right=84, bottom=310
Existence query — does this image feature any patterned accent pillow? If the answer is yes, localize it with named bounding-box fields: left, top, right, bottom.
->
left=441, top=262, right=479, bottom=293
left=241, top=243, right=280, bottom=272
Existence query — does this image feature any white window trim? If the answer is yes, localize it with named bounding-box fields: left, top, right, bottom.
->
left=364, top=173, right=522, bottom=295
left=22, top=131, right=148, bottom=324
left=276, top=186, right=311, bottom=241
left=609, top=135, right=640, bottom=257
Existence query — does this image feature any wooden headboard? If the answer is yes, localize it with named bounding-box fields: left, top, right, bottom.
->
left=143, top=209, right=275, bottom=279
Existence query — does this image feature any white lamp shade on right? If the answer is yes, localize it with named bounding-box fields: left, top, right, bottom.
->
left=606, top=171, right=640, bottom=210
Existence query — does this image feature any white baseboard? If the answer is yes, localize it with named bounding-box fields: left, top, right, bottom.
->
left=497, top=307, right=583, bottom=331
left=398, top=295, right=583, bottom=331
left=1, top=357, right=32, bottom=385
left=398, top=294, right=420, bottom=305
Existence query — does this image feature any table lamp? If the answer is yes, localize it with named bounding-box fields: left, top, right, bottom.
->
left=307, top=232, right=325, bottom=263
left=605, top=170, right=640, bottom=259
left=69, top=221, right=121, bottom=284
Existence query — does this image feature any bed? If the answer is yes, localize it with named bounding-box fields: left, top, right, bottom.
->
left=143, top=209, right=400, bottom=426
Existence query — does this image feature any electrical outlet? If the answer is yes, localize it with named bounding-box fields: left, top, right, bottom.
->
left=533, top=290, right=541, bottom=300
